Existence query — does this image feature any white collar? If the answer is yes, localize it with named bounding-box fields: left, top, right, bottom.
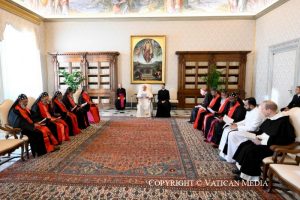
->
left=269, top=112, right=285, bottom=120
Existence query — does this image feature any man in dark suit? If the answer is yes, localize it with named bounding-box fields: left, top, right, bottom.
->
left=281, top=86, right=300, bottom=111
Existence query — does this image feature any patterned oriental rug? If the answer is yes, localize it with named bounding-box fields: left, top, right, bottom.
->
left=0, top=118, right=281, bottom=199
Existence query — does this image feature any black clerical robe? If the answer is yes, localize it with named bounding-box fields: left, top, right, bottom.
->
left=62, top=94, right=89, bottom=129
left=233, top=115, right=295, bottom=178
left=156, top=89, right=171, bottom=117
left=210, top=102, right=246, bottom=145
left=8, top=106, right=47, bottom=157
left=287, top=95, right=300, bottom=109
left=115, top=88, right=126, bottom=110
left=189, top=92, right=213, bottom=122
left=203, top=98, right=230, bottom=137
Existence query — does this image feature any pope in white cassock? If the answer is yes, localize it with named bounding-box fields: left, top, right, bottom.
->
left=219, top=97, right=265, bottom=163
left=136, top=85, right=153, bottom=117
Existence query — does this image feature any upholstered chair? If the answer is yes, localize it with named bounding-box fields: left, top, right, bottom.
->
left=0, top=99, right=28, bottom=161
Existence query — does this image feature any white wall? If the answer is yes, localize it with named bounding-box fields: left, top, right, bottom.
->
left=255, top=0, right=300, bottom=102
left=45, top=20, right=255, bottom=99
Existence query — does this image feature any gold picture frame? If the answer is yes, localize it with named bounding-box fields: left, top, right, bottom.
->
left=131, top=35, right=166, bottom=84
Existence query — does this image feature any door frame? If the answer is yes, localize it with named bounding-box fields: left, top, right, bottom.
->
left=267, top=38, right=300, bottom=99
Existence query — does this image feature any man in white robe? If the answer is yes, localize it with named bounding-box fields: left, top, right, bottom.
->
left=136, top=85, right=153, bottom=117
left=219, top=97, right=265, bottom=163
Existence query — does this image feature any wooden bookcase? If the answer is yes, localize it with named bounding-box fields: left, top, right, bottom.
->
left=176, top=51, right=250, bottom=108
left=49, top=52, right=119, bottom=108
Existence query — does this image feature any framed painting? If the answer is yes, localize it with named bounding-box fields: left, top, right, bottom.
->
left=131, top=35, right=166, bottom=84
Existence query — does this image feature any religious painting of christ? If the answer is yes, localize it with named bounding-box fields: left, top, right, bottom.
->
left=131, top=35, right=166, bottom=84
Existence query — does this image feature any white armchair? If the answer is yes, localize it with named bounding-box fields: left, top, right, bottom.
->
left=27, top=97, right=36, bottom=110
left=169, top=88, right=178, bottom=107
left=262, top=107, right=300, bottom=181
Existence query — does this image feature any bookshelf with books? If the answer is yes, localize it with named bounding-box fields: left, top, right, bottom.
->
left=50, top=52, right=119, bottom=108
left=176, top=51, right=250, bottom=108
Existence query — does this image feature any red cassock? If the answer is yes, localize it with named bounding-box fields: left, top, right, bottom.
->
left=82, top=92, right=100, bottom=123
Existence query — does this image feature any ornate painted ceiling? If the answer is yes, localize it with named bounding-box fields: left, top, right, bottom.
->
left=12, top=0, right=281, bottom=18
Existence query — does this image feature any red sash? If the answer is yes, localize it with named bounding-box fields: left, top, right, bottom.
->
left=218, top=98, right=230, bottom=114
left=54, top=99, right=68, bottom=112
left=228, top=102, right=240, bottom=118
left=16, top=105, right=58, bottom=152
left=15, top=105, right=33, bottom=124
left=208, top=94, right=220, bottom=108
left=193, top=94, right=219, bottom=129
left=38, top=101, right=51, bottom=118
left=82, top=92, right=92, bottom=104
left=67, top=95, right=76, bottom=107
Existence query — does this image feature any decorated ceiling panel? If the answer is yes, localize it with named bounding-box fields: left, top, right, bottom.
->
left=12, top=0, right=280, bottom=18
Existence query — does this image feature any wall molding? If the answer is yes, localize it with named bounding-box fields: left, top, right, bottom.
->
left=267, top=38, right=300, bottom=98
left=0, top=0, right=43, bottom=25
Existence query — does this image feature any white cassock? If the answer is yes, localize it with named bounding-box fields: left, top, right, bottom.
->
left=136, top=89, right=153, bottom=117
left=219, top=107, right=265, bottom=163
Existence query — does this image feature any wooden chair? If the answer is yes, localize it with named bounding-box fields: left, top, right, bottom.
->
left=0, top=99, right=29, bottom=161
left=268, top=148, right=300, bottom=196
left=0, top=126, right=25, bottom=163
left=262, top=107, right=300, bottom=182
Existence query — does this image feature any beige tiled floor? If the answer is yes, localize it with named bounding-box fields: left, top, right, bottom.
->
left=100, top=108, right=192, bottom=117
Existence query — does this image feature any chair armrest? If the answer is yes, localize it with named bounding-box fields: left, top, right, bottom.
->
left=274, top=148, right=300, bottom=154
left=270, top=142, right=300, bottom=151
left=0, top=125, right=21, bottom=139
left=271, top=146, right=300, bottom=164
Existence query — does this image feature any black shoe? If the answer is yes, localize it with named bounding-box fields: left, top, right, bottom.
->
left=232, top=169, right=240, bottom=175
left=234, top=175, right=242, bottom=181
left=187, top=121, right=193, bottom=124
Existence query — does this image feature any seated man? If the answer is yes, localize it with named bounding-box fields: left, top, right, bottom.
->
left=219, top=97, right=265, bottom=163
left=206, top=92, right=246, bottom=147
left=280, top=86, right=300, bottom=111
left=63, top=87, right=90, bottom=129
left=31, top=92, right=70, bottom=144
left=156, top=84, right=171, bottom=118
left=203, top=90, right=230, bottom=137
left=193, top=88, right=221, bottom=129
left=233, top=100, right=295, bottom=181
left=136, top=85, right=153, bottom=117
left=8, top=94, right=59, bottom=157
left=115, top=83, right=126, bottom=110
left=52, top=91, right=80, bottom=136
left=79, top=86, right=100, bottom=123
left=188, top=86, right=212, bottom=123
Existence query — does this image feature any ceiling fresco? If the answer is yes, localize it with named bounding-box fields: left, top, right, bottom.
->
left=12, top=0, right=280, bottom=18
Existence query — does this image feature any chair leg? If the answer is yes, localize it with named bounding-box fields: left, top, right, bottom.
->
left=262, top=163, right=269, bottom=182
left=25, top=141, right=29, bottom=159
left=268, top=168, right=274, bottom=193
left=20, top=144, right=25, bottom=161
